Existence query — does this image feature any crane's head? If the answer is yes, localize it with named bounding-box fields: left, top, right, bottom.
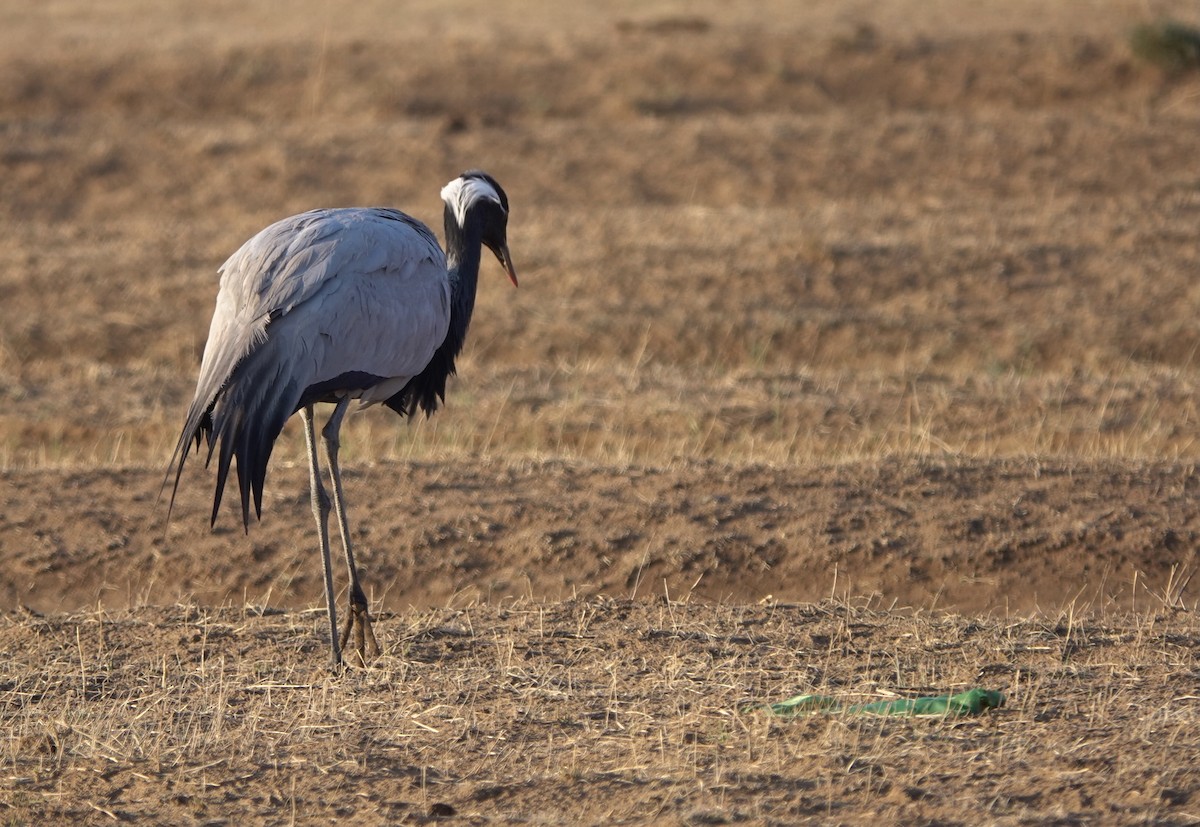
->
left=441, top=170, right=518, bottom=287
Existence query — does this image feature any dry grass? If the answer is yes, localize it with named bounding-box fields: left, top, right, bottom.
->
left=5, top=0, right=1200, bottom=822
left=5, top=597, right=1200, bottom=824
left=3, top=3, right=1200, bottom=474
left=4, top=352, right=1200, bottom=472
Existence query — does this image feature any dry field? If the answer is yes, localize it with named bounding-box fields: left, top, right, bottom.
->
left=4, top=0, right=1200, bottom=823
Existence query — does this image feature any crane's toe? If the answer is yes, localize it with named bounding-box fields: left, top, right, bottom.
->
left=339, top=601, right=381, bottom=666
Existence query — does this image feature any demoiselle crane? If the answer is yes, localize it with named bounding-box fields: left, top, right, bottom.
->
left=166, top=170, right=517, bottom=667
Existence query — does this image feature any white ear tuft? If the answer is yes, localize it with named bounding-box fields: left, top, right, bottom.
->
left=441, top=175, right=503, bottom=228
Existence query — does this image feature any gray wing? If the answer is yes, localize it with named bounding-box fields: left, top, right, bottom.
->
left=166, top=208, right=449, bottom=529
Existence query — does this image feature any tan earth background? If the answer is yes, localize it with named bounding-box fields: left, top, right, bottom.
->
left=4, top=1, right=1200, bottom=824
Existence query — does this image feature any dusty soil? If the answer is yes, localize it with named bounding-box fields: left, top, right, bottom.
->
left=4, top=0, right=1200, bottom=823
left=4, top=458, right=1200, bottom=618
left=5, top=600, right=1200, bottom=825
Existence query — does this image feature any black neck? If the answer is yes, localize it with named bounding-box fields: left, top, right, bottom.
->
left=442, top=204, right=483, bottom=357
left=382, top=206, right=482, bottom=418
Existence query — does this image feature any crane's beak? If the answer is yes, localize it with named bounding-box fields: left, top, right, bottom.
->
left=492, top=242, right=518, bottom=287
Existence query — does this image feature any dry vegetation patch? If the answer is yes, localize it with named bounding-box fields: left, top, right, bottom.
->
left=4, top=599, right=1200, bottom=824
left=4, top=0, right=1200, bottom=821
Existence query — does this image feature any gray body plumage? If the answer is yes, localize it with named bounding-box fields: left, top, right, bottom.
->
left=170, top=208, right=451, bottom=526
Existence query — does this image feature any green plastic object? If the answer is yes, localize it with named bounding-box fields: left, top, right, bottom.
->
left=767, top=687, right=1005, bottom=717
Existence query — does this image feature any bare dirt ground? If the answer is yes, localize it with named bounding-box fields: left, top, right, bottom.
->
left=6, top=599, right=1200, bottom=825
left=4, top=0, right=1200, bottom=823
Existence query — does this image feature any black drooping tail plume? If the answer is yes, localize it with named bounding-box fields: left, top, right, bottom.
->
left=166, top=330, right=303, bottom=530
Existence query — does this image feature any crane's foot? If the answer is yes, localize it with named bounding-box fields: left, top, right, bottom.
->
left=339, top=600, right=381, bottom=666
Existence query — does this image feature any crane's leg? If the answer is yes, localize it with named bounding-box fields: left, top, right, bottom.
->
left=322, top=395, right=381, bottom=665
left=302, top=404, right=342, bottom=669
